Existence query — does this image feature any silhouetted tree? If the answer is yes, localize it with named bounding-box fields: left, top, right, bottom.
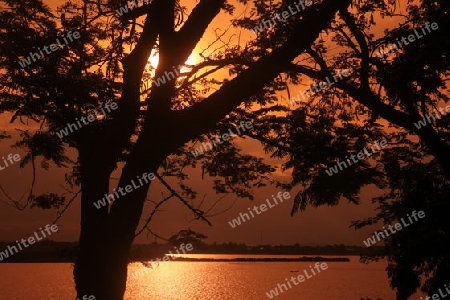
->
left=2, top=0, right=448, bottom=299
left=168, top=228, right=207, bottom=248
left=0, top=0, right=352, bottom=299
left=237, top=0, right=450, bottom=299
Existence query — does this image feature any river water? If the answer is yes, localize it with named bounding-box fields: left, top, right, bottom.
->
left=0, top=255, right=426, bottom=299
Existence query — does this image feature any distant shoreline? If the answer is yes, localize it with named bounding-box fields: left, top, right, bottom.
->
left=0, top=241, right=382, bottom=263
left=162, top=256, right=350, bottom=262
left=0, top=256, right=351, bottom=263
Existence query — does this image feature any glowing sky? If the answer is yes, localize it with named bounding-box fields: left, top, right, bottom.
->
left=0, top=0, right=389, bottom=246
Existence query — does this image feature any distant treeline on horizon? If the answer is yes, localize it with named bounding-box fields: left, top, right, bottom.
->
left=0, top=240, right=383, bottom=263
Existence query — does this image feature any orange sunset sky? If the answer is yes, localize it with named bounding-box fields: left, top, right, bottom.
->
left=0, top=0, right=404, bottom=246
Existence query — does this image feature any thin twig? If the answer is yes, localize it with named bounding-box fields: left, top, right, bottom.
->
left=155, top=173, right=212, bottom=226
left=52, top=189, right=82, bottom=225
left=135, top=194, right=175, bottom=237
left=146, top=229, right=170, bottom=242
left=0, top=153, right=37, bottom=210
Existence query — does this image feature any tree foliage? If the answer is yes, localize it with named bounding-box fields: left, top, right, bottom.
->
left=0, top=0, right=449, bottom=299
left=236, top=1, right=450, bottom=299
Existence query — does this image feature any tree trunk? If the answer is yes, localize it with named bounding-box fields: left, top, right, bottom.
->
left=73, top=141, right=162, bottom=299
left=74, top=230, right=130, bottom=300
left=72, top=147, right=145, bottom=300
left=70, top=1, right=353, bottom=297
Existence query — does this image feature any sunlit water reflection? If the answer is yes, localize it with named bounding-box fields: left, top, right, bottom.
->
left=0, top=257, right=427, bottom=299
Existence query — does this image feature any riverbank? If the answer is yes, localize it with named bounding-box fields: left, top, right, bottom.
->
left=162, top=256, right=350, bottom=262
left=0, top=241, right=381, bottom=263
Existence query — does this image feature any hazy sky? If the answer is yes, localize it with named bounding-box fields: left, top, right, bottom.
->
left=0, top=0, right=389, bottom=246
left=0, top=116, right=383, bottom=246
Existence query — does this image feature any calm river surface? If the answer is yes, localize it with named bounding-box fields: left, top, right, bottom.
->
left=0, top=255, right=426, bottom=299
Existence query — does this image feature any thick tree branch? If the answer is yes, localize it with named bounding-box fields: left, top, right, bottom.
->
left=287, top=64, right=450, bottom=175
left=287, top=63, right=414, bottom=127
left=148, top=0, right=226, bottom=112
left=107, top=0, right=350, bottom=243
left=175, top=0, right=226, bottom=66
left=119, top=0, right=351, bottom=191
left=102, top=0, right=165, bottom=170
left=339, top=8, right=370, bottom=88
left=173, top=0, right=352, bottom=145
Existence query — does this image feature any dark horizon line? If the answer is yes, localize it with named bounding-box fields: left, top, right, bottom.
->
left=0, top=240, right=382, bottom=248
